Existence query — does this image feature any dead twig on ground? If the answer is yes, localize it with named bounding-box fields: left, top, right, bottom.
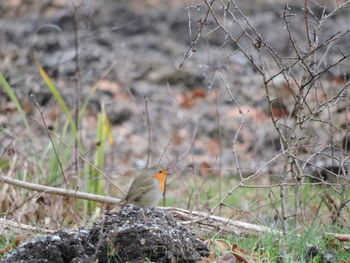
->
left=0, top=174, right=281, bottom=236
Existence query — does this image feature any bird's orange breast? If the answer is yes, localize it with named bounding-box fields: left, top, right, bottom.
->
left=151, top=169, right=168, bottom=193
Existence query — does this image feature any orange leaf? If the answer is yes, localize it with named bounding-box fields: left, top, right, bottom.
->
left=192, top=87, right=206, bottom=98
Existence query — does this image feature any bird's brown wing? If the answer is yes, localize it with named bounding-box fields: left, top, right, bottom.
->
left=124, top=181, right=154, bottom=204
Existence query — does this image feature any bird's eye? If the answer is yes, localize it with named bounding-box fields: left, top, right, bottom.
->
left=159, top=170, right=162, bottom=173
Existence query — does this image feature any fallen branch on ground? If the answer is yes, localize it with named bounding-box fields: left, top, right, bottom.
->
left=0, top=174, right=281, bottom=236
left=163, top=207, right=282, bottom=236
left=0, top=218, right=56, bottom=234
left=0, top=174, right=119, bottom=205
left=325, top=232, right=350, bottom=242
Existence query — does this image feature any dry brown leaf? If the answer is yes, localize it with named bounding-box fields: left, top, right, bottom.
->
left=199, top=161, right=211, bottom=176
left=0, top=235, right=25, bottom=256
left=205, top=239, right=232, bottom=261
left=271, top=104, right=289, bottom=118
left=192, top=87, right=206, bottom=98
left=177, top=88, right=206, bottom=108
left=207, top=139, right=220, bottom=156
left=177, top=92, right=194, bottom=108
left=232, top=244, right=250, bottom=263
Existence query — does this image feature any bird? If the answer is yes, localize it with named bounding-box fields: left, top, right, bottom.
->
left=116, top=167, right=170, bottom=208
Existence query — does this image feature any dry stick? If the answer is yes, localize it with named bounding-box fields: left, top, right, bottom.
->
left=240, top=181, right=349, bottom=188
left=186, top=6, right=192, bottom=39
left=163, top=207, right=282, bottom=236
left=0, top=175, right=281, bottom=236
left=0, top=174, right=120, bottom=205
left=159, top=125, right=197, bottom=208
left=321, top=0, right=350, bottom=21
left=284, top=152, right=347, bottom=194
left=30, top=94, right=68, bottom=187
left=178, top=1, right=213, bottom=68
left=70, top=8, right=84, bottom=231
left=223, top=0, right=291, bottom=82
left=204, top=0, right=264, bottom=75
left=72, top=6, right=81, bottom=177
left=304, top=0, right=312, bottom=48
left=189, top=151, right=287, bottom=226
left=221, top=202, right=266, bottom=227
left=157, top=132, right=174, bottom=167
left=333, top=90, right=350, bottom=223
left=265, top=30, right=350, bottom=84
left=279, top=157, right=289, bottom=234
left=302, top=51, right=350, bottom=88
left=144, top=97, right=151, bottom=168
left=268, top=6, right=318, bottom=232
left=283, top=5, right=314, bottom=80
left=215, top=90, right=223, bottom=216
left=324, top=232, right=350, bottom=242
left=172, top=123, right=199, bottom=166
left=158, top=132, right=176, bottom=207
left=332, top=198, right=350, bottom=224
left=221, top=77, right=245, bottom=180
left=0, top=218, right=56, bottom=234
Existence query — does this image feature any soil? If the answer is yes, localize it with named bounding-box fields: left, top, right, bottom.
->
left=2, top=205, right=209, bottom=263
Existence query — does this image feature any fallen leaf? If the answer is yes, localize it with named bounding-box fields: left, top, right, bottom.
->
left=232, top=244, right=250, bottom=263
left=270, top=99, right=289, bottom=118
left=192, top=87, right=206, bottom=98
left=199, top=161, right=211, bottom=176
left=205, top=239, right=232, bottom=261
left=177, top=92, right=194, bottom=108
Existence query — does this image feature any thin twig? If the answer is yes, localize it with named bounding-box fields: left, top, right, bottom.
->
left=0, top=218, right=56, bottom=234
left=144, top=97, right=151, bottom=168
left=72, top=6, right=81, bottom=179
left=0, top=174, right=120, bottom=204
left=30, top=94, right=68, bottom=187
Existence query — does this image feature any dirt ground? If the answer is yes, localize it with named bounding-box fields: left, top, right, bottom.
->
left=2, top=206, right=209, bottom=263
left=0, top=0, right=309, bottom=172
left=1, top=0, right=350, bottom=221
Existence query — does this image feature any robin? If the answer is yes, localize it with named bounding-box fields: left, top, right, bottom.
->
left=117, top=167, right=170, bottom=208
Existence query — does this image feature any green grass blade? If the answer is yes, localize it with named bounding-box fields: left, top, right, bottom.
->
left=0, top=157, right=9, bottom=169
left=92, top=112, right=106, bottom=193
left=0, top=72, right=30, bottom=130
left=47, top=121, right=72, bottom=185
left=87, top=109, right=114, bottom=210
left=78, top=84, right=98, bottom=122
left=37, top=66, right=77, bottom=135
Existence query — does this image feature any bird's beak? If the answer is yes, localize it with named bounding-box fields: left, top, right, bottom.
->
left=166, top=171, right=172, bottom=176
